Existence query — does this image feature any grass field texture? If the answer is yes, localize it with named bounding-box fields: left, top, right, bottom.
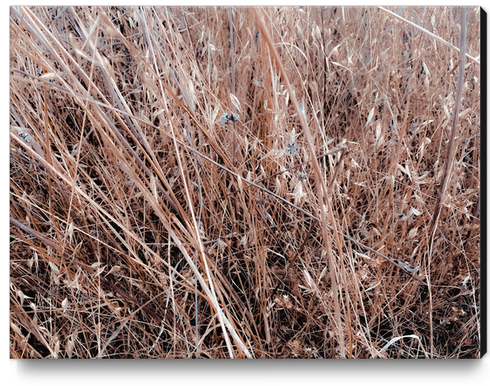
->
left=9, top=6, right=481, bottom=359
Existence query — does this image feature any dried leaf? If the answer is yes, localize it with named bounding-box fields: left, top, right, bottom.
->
left=230, top=93, right=241, bottom=112
left=62, top=298, right=69, bottom=313
left=366, top=106, right=375, bottom=127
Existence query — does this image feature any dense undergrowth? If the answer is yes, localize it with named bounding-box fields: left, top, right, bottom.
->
left=10, top=6, right=481, bottom=358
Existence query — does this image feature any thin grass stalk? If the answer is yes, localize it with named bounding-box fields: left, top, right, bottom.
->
left=426, top=6, right=468, bottom=358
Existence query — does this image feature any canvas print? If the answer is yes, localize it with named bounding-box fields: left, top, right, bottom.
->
left=10, top=6, right=482, bottom=359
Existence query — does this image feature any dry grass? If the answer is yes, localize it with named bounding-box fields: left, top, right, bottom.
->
left=9, top=6, right=481, bottom=359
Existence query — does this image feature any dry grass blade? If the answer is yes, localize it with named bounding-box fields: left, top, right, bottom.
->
left=426, top=7, right=468, bottom=359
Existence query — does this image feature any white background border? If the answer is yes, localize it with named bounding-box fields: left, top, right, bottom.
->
left=4, top=1, right=488, bottom=385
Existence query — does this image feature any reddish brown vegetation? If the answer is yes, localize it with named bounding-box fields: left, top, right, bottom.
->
left=10, top=6, right=480, bottom=358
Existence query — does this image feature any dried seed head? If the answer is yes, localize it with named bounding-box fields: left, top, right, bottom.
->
left=286, top=140, right=300, bottom=155
left=219, top=112, right=240, bottom=126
